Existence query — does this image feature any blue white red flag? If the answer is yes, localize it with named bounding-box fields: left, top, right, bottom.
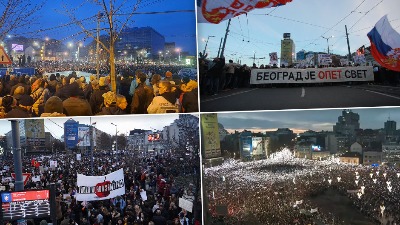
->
left=367, top=15, right=400, bottom=72
left=197, top=0, right=293, bottom=24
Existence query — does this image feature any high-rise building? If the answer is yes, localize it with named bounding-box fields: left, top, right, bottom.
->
left=384, top=119, right=396, bottom=136
left=333, top=110, right=360, bottom=136
left=116, top=27, right=165, bottom=59
left=280, top=33, right=295, bottom=67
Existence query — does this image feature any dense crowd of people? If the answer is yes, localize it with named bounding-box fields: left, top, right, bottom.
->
left=204, top=149, right=400, bottom=225
left=199, top=55, right=400, bottom=96
left=0, top=61, right=198, bottom=118
left=0, top=149, right=201, bottom=225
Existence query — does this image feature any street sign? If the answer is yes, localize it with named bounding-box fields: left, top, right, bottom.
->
left=0, top=46, right=12, bottom=64
left=11, top=173, right=32, bottom=186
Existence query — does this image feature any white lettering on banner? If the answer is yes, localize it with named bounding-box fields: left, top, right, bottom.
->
left=75, top=168, right=125, bottom=201
left=250, top=66, right=374, bottom=84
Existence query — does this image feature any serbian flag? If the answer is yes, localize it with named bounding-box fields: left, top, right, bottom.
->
left=197, top=0, right=293, bottom=24
left=367, top=15, right=400, bottom=72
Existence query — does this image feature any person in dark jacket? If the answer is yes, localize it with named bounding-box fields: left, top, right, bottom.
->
left=131, top=72, right=154, bottom=114
left=207, top=57, right=225, bottom=95
left=55, top=77, right=84, bottom=101
left=5, top=94, right=34, bottom=118
left=152, top=209, right=167, bottom=225
left=10, top=75, right=31, bottom=96
left=90, top=77, right=109, bottom=114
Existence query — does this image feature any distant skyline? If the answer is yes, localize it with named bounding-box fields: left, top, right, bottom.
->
left=217, top=107, right=400, bottom=134
left=197, top=0, right=400, bottom=66
left=0, top=114, right=179, bottom=139
left=8, top=0, right=196, bottom=55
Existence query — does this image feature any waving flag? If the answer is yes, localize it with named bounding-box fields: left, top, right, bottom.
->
left=367, top=15, right=400, bottom=72
left=198, top=0, right=293, bottom=24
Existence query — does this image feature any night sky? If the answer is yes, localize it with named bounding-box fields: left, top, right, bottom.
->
left=11, top=0, right=196, bottom=55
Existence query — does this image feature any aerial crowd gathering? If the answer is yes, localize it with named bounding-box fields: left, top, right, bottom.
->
left=204, top=150, right=400, bottom=225
left=0, top=150, right=201, bottom=225
left=0, top=61, right=199, bottom=118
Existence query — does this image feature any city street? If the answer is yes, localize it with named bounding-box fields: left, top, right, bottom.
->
left=200, top=85, right=400, bottom=112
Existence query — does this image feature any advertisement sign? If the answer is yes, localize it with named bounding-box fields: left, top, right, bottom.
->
left=77, top=126, right=90, bottom=147
left=0, top=190, right=51, bottom=221
left=250, top=66, right=374, bottom=84
left=201, top=114, right=221, bottom=159
left=240, top=136, right=253, bottom=157
left=64, top=120, right=79, bottom=148
left=11, top=44, right=24, bottom=52
left=24, top=120, right=45, bottom=139
left=252, top=137, right=263, bottom=156
left=311, top=145, right=321, bottom=152
left=76, top=169, right=125, bottom=201
left=148, top=133, right=161, bottom=142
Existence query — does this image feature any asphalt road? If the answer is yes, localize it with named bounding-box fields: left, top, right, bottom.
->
left=200, top=85, right=400, bottom=112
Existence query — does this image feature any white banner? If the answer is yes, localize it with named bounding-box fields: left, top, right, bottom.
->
left=50, top=160, right=57, bottom=168
left=76, top=154, right=81, bottom=161
left=250, top=66, right=374, bottom=84
left=76, top=168, right=125, bottom=201
left=310, top=208, right=318, bottom=213
left=179, top=198, right=193, bottom=213
left=318, top=54, right=332, bottom=65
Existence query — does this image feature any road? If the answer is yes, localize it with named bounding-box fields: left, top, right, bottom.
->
left=200, top=84, right=400, bottom=112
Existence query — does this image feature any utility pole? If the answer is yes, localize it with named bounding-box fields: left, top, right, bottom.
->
left=11, top=120, right=23, bottom=191
left=345, top=25, right=352, bottom=63
left=217, top=38, right=223, bottom=58
left=220, top=19, right=231, bottom=58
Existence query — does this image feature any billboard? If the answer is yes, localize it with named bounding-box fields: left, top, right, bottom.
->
left=24, top=120, right=45, bottom=139
left=11, top=44, right=23, bottom=52
left=64, top=120, right=79, bottom=148
left=283, top=33, right=291, bottom=39
left=312, top=145, right=321, bottom=151
left=318, top=54, right=332, bottom=65
left=252, top=137, right=264, bottom=156
left=148, top=133, right=161, bottom=142
left=1, top=190, right=52, bottom=221
left=201, top=114, right=221, bottom=159
left=240, top=136, right=253, bottom=158
left=77, top=126, right=90, bottom=147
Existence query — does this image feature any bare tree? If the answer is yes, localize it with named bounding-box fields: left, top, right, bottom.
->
left=63, top=0, right=142, bottom=93
left=0, top=0, right=46, bottom=40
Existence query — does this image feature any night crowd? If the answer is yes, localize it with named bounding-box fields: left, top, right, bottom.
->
left=0, top=61, right=198, bottom=118
left=204, top=150, right=400, bottom=225
left=0, top=149, right=201, bottom=225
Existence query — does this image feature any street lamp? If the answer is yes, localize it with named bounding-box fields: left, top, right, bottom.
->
left=321, top=35, right=334, bottom=54
left=203, top=35, right=215, bottom=56
left=111, top=123, right=118, bottom=158
left=175, top=48, right=181, bottom=63
left=77, top=42, right=83, bottom=61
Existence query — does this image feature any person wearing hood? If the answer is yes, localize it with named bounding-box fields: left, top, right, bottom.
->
left=97, top=91, right=125, bottom=115
left=147, top=81, right=180, bottom=114
left=40, top=96, right=66, bottom=117
left=179, top=77, right=198, bottom=113
left=131, top=72, right=153, bottom=114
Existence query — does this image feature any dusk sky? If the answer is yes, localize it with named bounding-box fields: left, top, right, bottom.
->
left=0, top=114, right=179, bottom=139
left=217, top=107, right=400, bottom=134
left=10, top=0, right=196, bottom=55
left=197, top=0, right=400, bottom=65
